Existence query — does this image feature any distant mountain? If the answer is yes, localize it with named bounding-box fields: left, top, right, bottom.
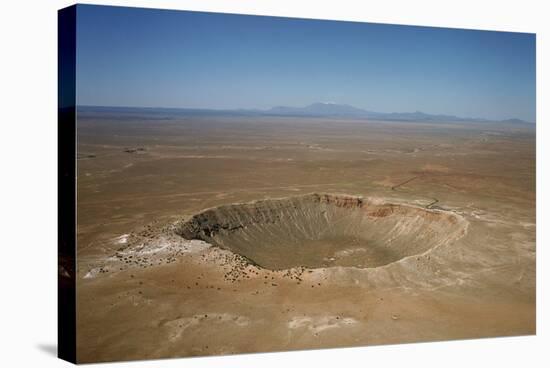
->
left=78, top=104, right=533, bottom=124
left=268, top=102, right=372, bottom=117
left=500, top=118, right=531, bottom=124
left=264, top=103, right=532, bottom=124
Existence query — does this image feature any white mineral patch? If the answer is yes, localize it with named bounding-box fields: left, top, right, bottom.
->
left=288, top=316, right=358, bottom=333
left=118, top=238, right=211, bottom=259
left=115, top=234, right=129, bottom=244
left=182, top=239, right=212, bottom=253
left=130, top=241, right=171, bottom=255
left=334, top=248, right=368, bottom=258
left=166, top=313, right=251, bottom=341
left=83, top=268, right=100, bottom=279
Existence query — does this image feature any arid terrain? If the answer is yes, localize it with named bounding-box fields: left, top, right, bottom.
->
left=75, top=111, right=535, bottom=363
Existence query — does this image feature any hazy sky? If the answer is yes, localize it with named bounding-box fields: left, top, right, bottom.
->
left=76, top=5, right=536, bottom=122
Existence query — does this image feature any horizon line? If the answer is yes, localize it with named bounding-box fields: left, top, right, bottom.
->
left=76, top=103, right=535, bottom=124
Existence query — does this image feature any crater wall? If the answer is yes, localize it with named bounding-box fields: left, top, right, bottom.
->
left=176, top=194, right=467, bottom=270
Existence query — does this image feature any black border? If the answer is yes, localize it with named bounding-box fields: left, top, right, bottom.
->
left=58, top=4, right=77, bottom=364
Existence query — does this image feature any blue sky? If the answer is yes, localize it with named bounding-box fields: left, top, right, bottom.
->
left=76, top=5, right=536, bottom=122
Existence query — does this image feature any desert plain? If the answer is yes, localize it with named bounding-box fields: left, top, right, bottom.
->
left=74, top=109, right=535, bottom=362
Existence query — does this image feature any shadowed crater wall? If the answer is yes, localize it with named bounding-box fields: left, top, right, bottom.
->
left=176, top=194, right=467, bottom=270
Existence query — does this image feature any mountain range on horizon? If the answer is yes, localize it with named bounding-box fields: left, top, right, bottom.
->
left=264, top=102, right=533, bottom=124
left=79, top=102, right=534, bottom=124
